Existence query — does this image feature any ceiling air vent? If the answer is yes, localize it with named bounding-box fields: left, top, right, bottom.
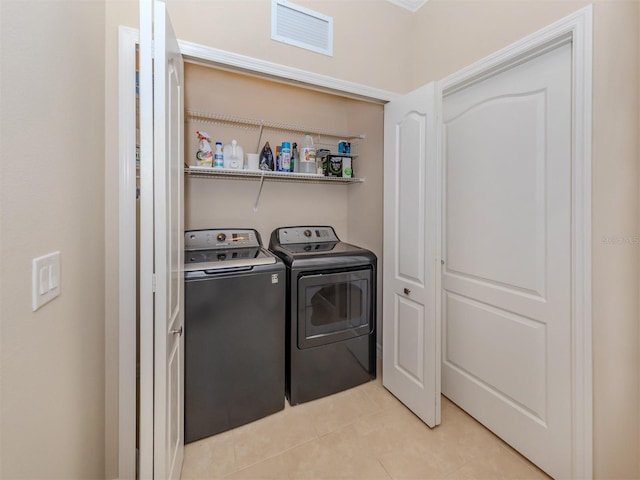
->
left=271, top=0, right=333, bottom=57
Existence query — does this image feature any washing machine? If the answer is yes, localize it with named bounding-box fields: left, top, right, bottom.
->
left=269, top=226, right=376, bottom=405
left=184, top=228, right=285, bottom=443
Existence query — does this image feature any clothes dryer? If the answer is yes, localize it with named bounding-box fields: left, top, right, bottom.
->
left=269, top=226, right=376, bottom=405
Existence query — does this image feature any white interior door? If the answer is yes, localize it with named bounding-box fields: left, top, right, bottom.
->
left=383, top=83, right=440, bottom=427
left=140, top=0, right=185, bottom=478
left=441, top=42, right=572, bottom=478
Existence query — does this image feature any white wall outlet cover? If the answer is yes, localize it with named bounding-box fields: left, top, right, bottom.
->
left=32, top=251, right=61, bottom=311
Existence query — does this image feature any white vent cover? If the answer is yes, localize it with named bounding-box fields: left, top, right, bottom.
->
left=271, top=0, right=333, bottom=57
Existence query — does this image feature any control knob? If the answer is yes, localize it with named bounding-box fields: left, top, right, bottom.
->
left=303, top=229, right=313, bottom=238
left=216, top=233, right=226, bottom=242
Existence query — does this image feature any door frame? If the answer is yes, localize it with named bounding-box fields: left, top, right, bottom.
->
left=117, top=25, right=140, bottom=480
left=437, top=6, right=593, bottom=478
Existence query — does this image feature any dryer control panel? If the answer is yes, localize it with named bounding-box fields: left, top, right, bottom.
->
left=275, top=226, right=339, bottom=245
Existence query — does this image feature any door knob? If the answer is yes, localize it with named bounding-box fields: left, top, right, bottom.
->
left=170, top=326, right=183, bottom=336
left=403, top=288, right=411, bottom=295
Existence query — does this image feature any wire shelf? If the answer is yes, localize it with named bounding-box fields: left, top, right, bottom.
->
left=185, top=166, right=364, bottom=185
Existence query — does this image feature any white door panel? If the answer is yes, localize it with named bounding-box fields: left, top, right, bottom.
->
left=139, top=1, right=154, bottom=476
left=397, top=113, right=426, bottom=286
left=167, top=66, right=184, bottom=474
left=442, top=42, right=571, bottom=478
left=154, top=3, right=185, bottom=478
left=383, top=83, right=440, bottom=427
left=395, top=296, right=425, bottom=384
left=444, top=292, right=547, bottom=420
left=445, top=92, right=546, bottom=295
left=140, top=0, right=185, bottom=478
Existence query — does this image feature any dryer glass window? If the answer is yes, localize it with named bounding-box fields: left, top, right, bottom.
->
left=297, top=268, right=373, bottom=349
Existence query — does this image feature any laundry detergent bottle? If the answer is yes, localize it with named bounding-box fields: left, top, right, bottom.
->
left=299, top=134, right=316, bottom=174
left=196, top=131, right=214, bottom=167
left=223, top=140, right=244, bottom=169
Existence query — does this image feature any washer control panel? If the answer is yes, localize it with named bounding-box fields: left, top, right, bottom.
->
left=185, top=229, right=260, bottom=250
left=276, top=226, right=339, bottom=245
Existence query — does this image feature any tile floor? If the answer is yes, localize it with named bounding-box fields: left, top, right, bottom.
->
left=181, top=371, right=550, bottom=480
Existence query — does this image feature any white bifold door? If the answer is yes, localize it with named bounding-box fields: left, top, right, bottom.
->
left=139, top=0, right=185, bottom=478
left=383, top=40, right=573, bottom=479
left=441, top=42, right=572, bottom=479
left=383, top=82, right=441, bottom=428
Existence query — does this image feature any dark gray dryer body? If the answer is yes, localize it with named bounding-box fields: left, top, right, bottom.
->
left=184, top=228, right=285, bottom=443
left=269, top=226, right=377, bottom=405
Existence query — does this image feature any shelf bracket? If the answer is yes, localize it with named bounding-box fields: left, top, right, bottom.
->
left=256, top=121, right=265, bottom=153
left=254, top=170, right=266, bottom=212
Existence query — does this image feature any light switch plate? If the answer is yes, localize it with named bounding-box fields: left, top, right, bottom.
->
left=32, top=251, right=61, bottom=311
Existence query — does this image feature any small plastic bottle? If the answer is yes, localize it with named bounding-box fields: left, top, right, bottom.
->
left=275, top=145, right=281, bottom=171
left=214, top=142, right=224, bottom=168
left=299, top=133, right=316, bottom=174
left=281, top=142, right=291, bottom=172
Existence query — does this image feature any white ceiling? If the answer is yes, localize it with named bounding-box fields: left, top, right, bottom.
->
left=385, top=0, right=428, bottom=13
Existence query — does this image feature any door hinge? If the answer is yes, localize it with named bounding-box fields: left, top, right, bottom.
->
left=152, top=274, right=156, bottom=292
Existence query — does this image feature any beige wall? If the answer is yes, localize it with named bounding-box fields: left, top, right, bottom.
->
left=410, top=0, right=589, bottom=84
left=164, top=0, right=414, bottom=94
left=590, top=5, right=640, bottom=478
left=0, top=1, right=106, bottom=478
left=411, top=1, right=640, bottom=478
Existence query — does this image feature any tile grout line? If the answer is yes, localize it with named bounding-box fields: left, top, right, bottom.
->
left=222, top=424, right=321, bottom=479
left=374, top=456, right=394, bottom=480
left=495, top=442, right=551, bottom=479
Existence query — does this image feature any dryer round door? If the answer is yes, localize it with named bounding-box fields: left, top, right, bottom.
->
left=296, top=267, right=373, bottom=349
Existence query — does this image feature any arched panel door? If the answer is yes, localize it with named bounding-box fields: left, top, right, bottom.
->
left=383, top=82, right=440, bottom=427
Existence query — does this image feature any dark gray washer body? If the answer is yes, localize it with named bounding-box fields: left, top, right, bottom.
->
left=184, top=259, right=286, bottom=443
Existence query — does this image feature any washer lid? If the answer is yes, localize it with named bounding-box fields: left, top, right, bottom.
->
left=184, top=246, right=276, bottom=272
